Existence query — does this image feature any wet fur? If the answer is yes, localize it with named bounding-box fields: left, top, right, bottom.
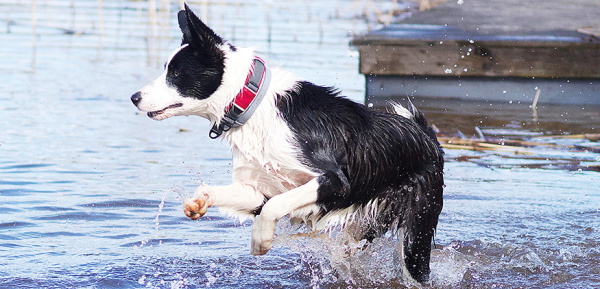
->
left=131, top=4, right=444, bottom=283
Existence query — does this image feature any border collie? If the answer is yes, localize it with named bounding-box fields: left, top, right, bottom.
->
left=131, top=4, right=444, bottom=283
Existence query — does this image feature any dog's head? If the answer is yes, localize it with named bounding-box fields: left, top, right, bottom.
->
left=131, top=4, right=246, bottom=121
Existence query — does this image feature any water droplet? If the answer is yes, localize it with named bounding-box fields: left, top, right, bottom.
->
left=444, top=69, right=453, bottom=74
left=457, top=0, right=464, bottom=4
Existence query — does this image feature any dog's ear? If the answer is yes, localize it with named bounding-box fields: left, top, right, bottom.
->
left=178, top=4, right=224, bottom=55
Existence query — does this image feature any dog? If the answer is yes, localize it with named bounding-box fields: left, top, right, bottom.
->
left=131, top=4, right=444, bottom=283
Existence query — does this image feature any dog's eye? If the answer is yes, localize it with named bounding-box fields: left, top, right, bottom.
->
left=173, top=70, right=180, bottom=77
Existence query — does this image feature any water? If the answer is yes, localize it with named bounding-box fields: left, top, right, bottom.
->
left=1, top=0, right=599, bottom=288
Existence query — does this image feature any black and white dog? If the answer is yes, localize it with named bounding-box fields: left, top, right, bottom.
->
left=131, top=4, right=444, bottom=283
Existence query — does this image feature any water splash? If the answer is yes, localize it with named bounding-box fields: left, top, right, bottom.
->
left=273, top=219, right=577, bottom=288
left=274, top=220, right=415, bottom=287
left=154, top=189, right=168, bottom=233
left=138, top=188, right=171, bottom=248
left=170, top=185, right=191, bottom=207
left=429, top=240, right=557, bottom=287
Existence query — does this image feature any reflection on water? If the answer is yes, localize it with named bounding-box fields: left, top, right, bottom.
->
left=1, top=0, right=599, bottom=288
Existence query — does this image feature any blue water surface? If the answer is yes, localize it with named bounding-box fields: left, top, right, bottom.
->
left=1, top=1, right=599, bottom=288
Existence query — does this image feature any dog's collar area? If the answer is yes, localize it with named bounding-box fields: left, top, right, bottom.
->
left=209, top=57, right=271, bottom=139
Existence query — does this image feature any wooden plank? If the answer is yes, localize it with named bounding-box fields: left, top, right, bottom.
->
left=351, top=0, right=600, bottom=79
left=354, top=33, right=600, bottom=78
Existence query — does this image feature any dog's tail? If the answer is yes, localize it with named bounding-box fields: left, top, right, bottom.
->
left=388, top=99, right=438, bottom=143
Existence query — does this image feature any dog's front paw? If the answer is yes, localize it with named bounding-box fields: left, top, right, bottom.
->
left=251, top=240, right=272, bottom=256
left=183, top=195, right=211, bottom=220
left=250, top=215, right=275, bottom=255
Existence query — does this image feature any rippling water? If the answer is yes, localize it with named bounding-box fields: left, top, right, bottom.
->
left=1, top=0, right=599, bottom=288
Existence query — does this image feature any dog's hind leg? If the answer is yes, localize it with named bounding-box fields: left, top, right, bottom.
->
left=401, top=180, right=443, bottom=283
left=251, top=177, right=320, bottom=255
left=401, top=220, right=436, bottom=283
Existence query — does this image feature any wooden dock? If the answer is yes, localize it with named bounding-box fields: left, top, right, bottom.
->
left=351, top=0, right=600, bottom=106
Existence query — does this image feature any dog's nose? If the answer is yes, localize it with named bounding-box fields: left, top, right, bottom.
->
left=131, top=91, right=142, bottom=106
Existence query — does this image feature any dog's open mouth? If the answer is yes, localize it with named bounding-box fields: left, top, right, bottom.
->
left=147, top=103, right=183, bottom=118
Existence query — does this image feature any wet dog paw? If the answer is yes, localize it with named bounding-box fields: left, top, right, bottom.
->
left=250, top=238, right=272, bottom=256
left=183, top=197, right=210, bottom=220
